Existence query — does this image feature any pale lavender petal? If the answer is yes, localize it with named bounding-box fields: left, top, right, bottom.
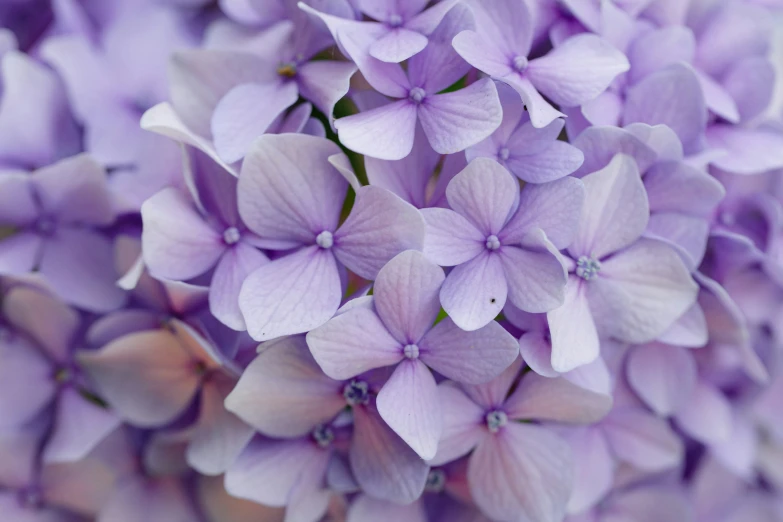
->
left=421, top=208, right=485, bottom=266
left=377, top=359, right=441, bottom=460
left=499, top=74, right=565, bottom=129
left=673, top=382, right=732, bottom=445
left=572, top=126, right=658, bottom=178
left=696, top=69, right=740, bottom=123
left=566, top=427, right=613, bottom=514
left=460, top=357, right=523, bottom=410
left=369, top=28, right=428, bottom=62
left=517, top=328, right=558, bottom=378
left=705, top=125, right=783, bottom=175
left=333, top=185, right=425, bottom=280
left=504, top=372, right=611, bottom=423
left=419, top=318, right=519, bottom=384
left=440, top=251, right=507, bottom=331
left=238, top=133, right=347, bottom=245
left=723, top=56, right=775, bottom=122
left=601, top=408, right=683, bottom=471
left=500, top=235, right=567, bottom=314
left=0, top=174, right=36, bottom=226
left=419, top=79, right=503, bottom=155
left=350, top=403, right=429, bottom=504
left=0, top=336, right=56, bottom=428
left=209, top=243, right=269, bottom=332
left=526, top=33, right=629, bottom=107
left=297, top=60, right=357, bottom=122
left=429, top=383, right=485, bottom=466
left=627, top=26, right=696, bottom=84
left=569, top=154, right=648, bottom=259
left=461, top=0, right=533, bottom=57
left=335, top=100, right=418, bottom=160
left=225, top=335, right=345, bottom=438
left=548, top=277, right=599, bottom=373
left=656, top=302, right=708, bottom=348
left=98, top=477, right=201, bottom=522
left=506, top=141, right=584, bottom=184
left=468, top=423, right=572, bottom=522
left=239, top=246, right=342, bottom=341
left=626, top=343, right=697, bottom=417
left=347, top=495, right=427, bottom=522
left=306, top=306, right=403, bottom=380
left=643, top=162, right=725, bottom=217
left=373, top=249, right=444, bottom=344
left=211, top=82, right=299, bottom=164
left=451, top=29, right=512, bottom=78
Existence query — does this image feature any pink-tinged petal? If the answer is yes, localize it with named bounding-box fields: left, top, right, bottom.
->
left=0, top=493, right=74, bottom=522
left=501, top=177, right=585, bottom=250
left=209, top=243, right=269, bottom=332
left=626, top=343, right=697, bottom=417
left=627, top=26, right=696, bottom=84
left=468, top=423, right=572, bottom=522
left=78, top=329, right=201, bottom=427
left=98, top=477, right=201, bottom=522
left=723, top=57, right=775, bottom=122
left=499, top=74, right=565, bottom=128
left=461, top=357, right=523, bottom=410
left=297, top=60, right=357, bottom=123
left=429, top=383, right=485, bottom=466
left=696, top=70, right=740, bottom=123
left=225, top=437, right=326, bottom=507
left=238, top=133, right=347, bottom=244
left=39, top=228, right=127, bottom=313
left=335, top=100, right=418, bottom=160
left=566, top=427, right=613, bottom=514
left=350, top=402, right=429, bottom=504
left=441, top=251, right=506, bottom=331
left=598, top=239, right=698, bottom=344
left=461, top=0, right=533, bottom=56
left=187, top=377, right=254, bottom=476
left=167, top=49, right=272, bottom=138
left=622, top=63, right=706, bottom=153
left=0, top=233, right=41, bottom=274
left=373, top=249, right=444, bottom=344
left=706, top=125, right=783, bottom=175
left=42, top=388, right=120, bottom=464
left=2, top=285, right=78, bottom=362
left=141, top=188, right=224, bottom=281
left=307, top=306, right=403, bottom=380
left=226, top=336, right=345, bottom=438
left=572, top=126, right=658, bottom=178
left=419, top=79, right=503, bottom=155
left=369, top=28, right=428, bottom=62
left=198, top=474, right=286, bottom=522
left=570, top=154, right=648, bottom=259
left=673, top=382, right=732, bottom=445
left=419, top=318, right=519, bottom=384
left=527, top=33, right=629, bottom=107
left=0, top=336, right=55, bottom=428
left=347, top=495, right=427, bottom=522
left=547, top=278, right=599, bottom=373
left=421, top=208, right=485, bottom=266
left=451, top=30, right=513, bottom=78
left=211, top=82, right=299, bottom=164
left=377, top=359, right=441, bottom=460
left=504, top=372, right=611, bottom=424
left=643, top=161, right=725, bottom=217
left=601, top=408, right=683, bottom=471
left=500, top=237, right=567, bottom=314
left=334, top=186, right=425, bottom=280
left=239, top=246, right=342, bottom=341
left=446, top=157, right=519, bottom=236
left=32, top=154, right=113, bottom=226
left=506, top=141, right=584, bottom=184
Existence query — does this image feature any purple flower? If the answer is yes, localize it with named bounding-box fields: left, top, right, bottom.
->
left=547, top=153, right=698, bottom=372
left=0, top=154, right=126, bottom=312
left=236, top=133, right=425, bottom=341
left=307, top=250, right=519, bottom=459
left=422, top=157, right=583, bottom=330
left=451, top=0, right=629, bottom=128
left=316, top=4, right=503, bottom=160
left=431, top=359, right=612, bottom=522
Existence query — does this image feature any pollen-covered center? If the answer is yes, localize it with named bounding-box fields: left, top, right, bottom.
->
left=277, top=62, right=297, bottom=78
left=424, top=469, right=447, bottom=493
left=485, top=410, right=508, bottom=433
left=485, top=235, right=501, bottom=251
left=575, top=255, right=601, bottom=281
left=512, top=55, right=529, bottom=73
left=409, top=87, right=426, bottom=104
left=403, top=343, right=420, bottom=359
left=343, top=379, right=370, bottom=406
left=311, top=424, right=335, bottom=448
left=498, top=147, right=511, bottom=161
left=316, top=231, right=334, bottom=249
left=223, top=227, right=241, bottom=245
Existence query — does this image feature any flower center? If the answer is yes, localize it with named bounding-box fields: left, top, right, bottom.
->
left=53, top=367, right=73, bottom=384
left=575, top=256, right=601, bottom=281
left=424, top=469, right=446, bottom=493
left=498, top=147, right=510, bottom=161
left=512, top=55, right=529, bottom=73
left=35, top=216, right=56, bottom=236
left=311, top=424, right=335, bottom=448
left=403, top=343, right=419, bottom=359
left=277, top=62, right=297, bottom=78
left=485, top=410, right=508, bottom=433
left=18, top=487, right=43, bottom=509
left=409, top=87, right=426, bottom=104
left=316, top=231, right=334, bottom=249
left=719, top=211, right=735, bottom=226
left=343, top=380, right=370, bottom=406
left=223, top=227, right=241, bottom=245
left=388, top=14, right=403, bottom=27
left=485, top=235, right=501, bottom=251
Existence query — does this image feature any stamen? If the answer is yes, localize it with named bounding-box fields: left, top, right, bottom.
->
left=403, top=344, right=419, bottom=359
left=343, top=380, right=370, bottom=406
left=311, top=424, right=335, bottom=448
left=486, top=235, right=501, bottom=251
left=316, top=231, right=334, bottom=249
left=409, top=87, right=426, bottom=105
left=277, top=63, right=297, bottom=78
left=575, top=256, right=601, bottom=281
left=498, top=147, right=510, bottom=161
left=485, top=410, right=508, bottom=433
left=512, top=55, right=529, bottom=72
left=53, top=367, right=72, bottom=384
left=388, top=14, right=403, bottom=27
left=223, top=227, right=241, bottom=245
left=424, top=469, right=447, bottom=493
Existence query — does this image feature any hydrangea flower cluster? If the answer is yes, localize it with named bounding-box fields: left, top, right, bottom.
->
left=1, top=0, right=783, bottom=521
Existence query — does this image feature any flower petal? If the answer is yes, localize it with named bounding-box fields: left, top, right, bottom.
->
left=421, top=207, right=485, bottom=266
left=547, top=278, right=599, bottom=373
left=0, top=336, right=56, bottom=428
left=335, top=100, right=418, bottom=160
left=369, top=28, right=428, bottom=63
left=626, top=343, right=697, bottom=417
left=428, top=383, right=485, bottom=467
left=209, top=243, right=269, bottom=332
left=500, top=238, right=567, bottom=314
left=673, top=381, right=732, bottom=445
left=601, top=408, right=683, bottom=471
